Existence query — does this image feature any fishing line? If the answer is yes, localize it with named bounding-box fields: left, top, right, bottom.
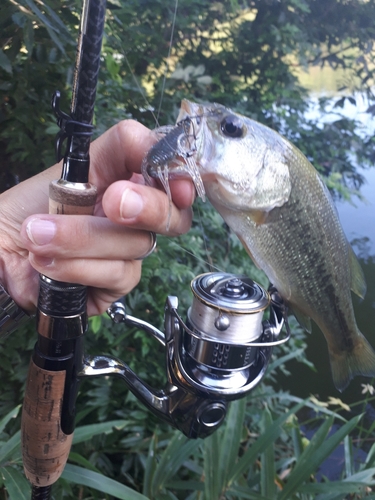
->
left=122, top=52, right=160, bottom=127
left=163, top=240, right=224, bottom=274
left=122, top=0, right=217, bottom=273
left=196, top=202, right=216, bottom=273
left=156, top=0, right=179, bottom=123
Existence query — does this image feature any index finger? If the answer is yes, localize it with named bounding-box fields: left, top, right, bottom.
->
left=89, top=120, right=196, bottom=209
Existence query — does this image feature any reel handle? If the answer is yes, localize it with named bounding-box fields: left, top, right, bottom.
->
left=100, top=276, right=289, bottom=439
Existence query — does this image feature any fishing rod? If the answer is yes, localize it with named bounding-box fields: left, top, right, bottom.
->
left=20, top=0, right=291, bottom=497
left=21, top=0, right=106, bottom=498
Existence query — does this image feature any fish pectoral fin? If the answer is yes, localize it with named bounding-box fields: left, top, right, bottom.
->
left=290, top=305, right=312, bottom=334
left=349, top=245, right=366, bottom=299
left=247, top=209, right=269, bottom=225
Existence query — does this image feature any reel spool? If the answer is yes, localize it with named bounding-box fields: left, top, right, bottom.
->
left=183, top=273, right=272, bottom=391
left=82, top=272, right=289, bottom=438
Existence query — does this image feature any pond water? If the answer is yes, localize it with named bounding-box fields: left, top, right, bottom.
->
left=277, top=90, right=375, bottom=404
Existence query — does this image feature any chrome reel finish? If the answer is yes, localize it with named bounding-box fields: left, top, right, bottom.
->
left=81, top=273, right=289, bottom=439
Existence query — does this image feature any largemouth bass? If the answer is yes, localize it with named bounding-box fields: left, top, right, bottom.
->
left=143, top=99, right=375, bottom=392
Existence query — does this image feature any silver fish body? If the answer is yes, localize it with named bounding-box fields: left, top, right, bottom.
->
left=145, top=99, right=375, bottom=391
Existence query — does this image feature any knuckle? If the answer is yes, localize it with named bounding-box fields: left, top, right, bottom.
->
left=112, top=260, right=141, bottom=293
left=114, top=119, right=138, bottom=140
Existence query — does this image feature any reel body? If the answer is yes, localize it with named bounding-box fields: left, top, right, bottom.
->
left=82, top=273, right=289, bottom=438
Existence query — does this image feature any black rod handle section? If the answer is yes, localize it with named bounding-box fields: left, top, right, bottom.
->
left=21, top=0, right=106, bottom=491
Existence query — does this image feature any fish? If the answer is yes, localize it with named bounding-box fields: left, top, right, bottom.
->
left=143, top=99, right=375, bottom=392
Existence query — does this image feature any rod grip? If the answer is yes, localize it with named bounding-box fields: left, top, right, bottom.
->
left=21, top=180, right=96, bottom=486
left=22, top=361, right=74, bottom=487
left=49, top=180, right=97, bottom=215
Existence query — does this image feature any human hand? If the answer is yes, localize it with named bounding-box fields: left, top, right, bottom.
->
left=0, top=120, right=194, bottom=316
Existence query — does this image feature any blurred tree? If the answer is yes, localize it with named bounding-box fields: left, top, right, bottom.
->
left=1, top=0, right=375, bottom=190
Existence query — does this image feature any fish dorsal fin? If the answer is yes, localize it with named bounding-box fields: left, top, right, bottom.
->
left=349, top=245, right=366, bottom=299
left=291, top=305, right=312, bottom=334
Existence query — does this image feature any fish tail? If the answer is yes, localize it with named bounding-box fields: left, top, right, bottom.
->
left=329, top=332, right=375, bottom=392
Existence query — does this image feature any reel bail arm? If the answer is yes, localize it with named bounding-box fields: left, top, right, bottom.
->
left=91, top=272, right=290, bottom=439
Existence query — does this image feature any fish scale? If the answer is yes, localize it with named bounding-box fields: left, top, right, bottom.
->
left=145, top=99, right=375, bottom=392
left=220, top=144, right=360, bottom=358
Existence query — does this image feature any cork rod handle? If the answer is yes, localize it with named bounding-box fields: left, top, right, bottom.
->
left=21, top=180, right=97, bottom=486
left=22, top=363, right=74, bottom=487
left=49, top=180, right=97, bottom=215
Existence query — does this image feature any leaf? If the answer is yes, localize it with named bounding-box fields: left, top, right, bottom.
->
left=268, top=348, right=307, bottom=373
left=203, top=430, right=221, bottom=500
left=0, top=49, right=12, bottom=74
left=167, top=480, right=204, bottom=491
left=0, top=431, right=21, bottom=464
left=343, top=468, right=375, bottom=485
left=0, top=406, right=21, bottom=435
left=279, top=414, right=362, bottom=500
left=62, top=464, right=149, bottom=500
left=142, top=434, right=157, bottom=498
left=22, top=0, right=66, bottom=53
left=150, top=432, right=200, bottom=494
left=228, top=401, right=306, bottom=484
left=344, top=434, right=353, bottom=478
left=291, top=415, right=304, bottom=460
left=1, top=466, right=31, bottom=500
left=23, top=19, right=35, bottom=56
left=279, top=416, right=335, bottom=500
left=227, top=485, right=271, bottom=499
left=36, top=0, right=72, bottom=34
left=72, top=420, right=129, bottom=444
left=68, top=452, right=100, bottom=472
left=22, top=0, right=58, bottom=32
left=299, top=468, right=375, bottom=496
left=217, top=399, right=246, bottom=491
left=364, top=443, right=375, bottom=469
left=89, top=315, right=102, bottom=334
left=260, top=407, right=276, bottom=499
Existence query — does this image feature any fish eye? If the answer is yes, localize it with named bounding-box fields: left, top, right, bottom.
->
left=220, top=115, right=244, bottom=138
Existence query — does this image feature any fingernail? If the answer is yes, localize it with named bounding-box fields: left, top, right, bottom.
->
left=120, top=189, right=144, bottom=219
left=26, top=219, right=56, bottom=245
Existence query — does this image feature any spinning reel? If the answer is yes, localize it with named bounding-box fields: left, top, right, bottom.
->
left=83, top=272, right=290, bottom=439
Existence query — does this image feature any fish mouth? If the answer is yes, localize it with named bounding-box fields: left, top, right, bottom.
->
left=177, top=99, right=204, bottom=122
left=177, top=99, right=219, bottom=177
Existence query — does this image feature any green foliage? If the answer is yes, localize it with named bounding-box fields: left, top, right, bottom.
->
left=0, top=0, right=77, bottom=188
left=1, top=0, right=375, bottom=189
left=2, top=0, right=375, bottom=499
left=2, top=393, right=375, bottom=499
